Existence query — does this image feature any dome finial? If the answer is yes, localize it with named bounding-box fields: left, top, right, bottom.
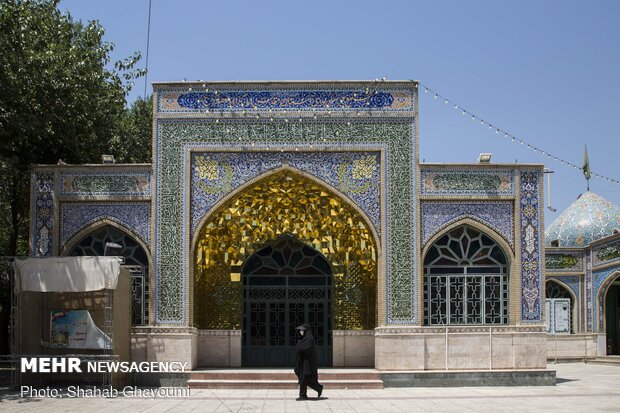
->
left=582, top=144, right=591, bottom=191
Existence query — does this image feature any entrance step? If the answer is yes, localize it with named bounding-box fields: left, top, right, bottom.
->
left=187, top=369, right=383, bottom=389
left=586, top=356, right=620, bottom=365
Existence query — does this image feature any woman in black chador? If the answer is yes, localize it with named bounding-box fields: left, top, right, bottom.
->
left=294, top=324, right=323, bottom=400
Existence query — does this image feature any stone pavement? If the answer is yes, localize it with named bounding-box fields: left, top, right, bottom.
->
left=1, top=362, right=619, bottom=412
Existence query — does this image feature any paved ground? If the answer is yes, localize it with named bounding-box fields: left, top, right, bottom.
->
left=1, top=362, right=619, bottom=412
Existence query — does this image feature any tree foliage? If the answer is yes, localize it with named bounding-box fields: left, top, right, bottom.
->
left=0, top=0, right=145, bottom=167
left=110, top=95, right=152, bottom=163
left=0, top=0, right=151, bottom=353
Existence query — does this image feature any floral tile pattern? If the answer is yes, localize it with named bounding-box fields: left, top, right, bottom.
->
left=158, top=87, right=414, bottom=113
left=545, top=191, right=620, bottom=247
left=421, top=169, right=514, bottom=196
left=190, top=152, right=381, bottom=235
left=60, top=172, right=151, bottom=196
left=593, top=263, right=620, bottom=331
left=31, top=172, right=55, bottom=256
left=520, top=170, right=543, bottom=323
left=421, top=201, right=514, bottom=248
left=60, top=203, right=150, bottom=248
left=155, top=114, right=417, bottom=325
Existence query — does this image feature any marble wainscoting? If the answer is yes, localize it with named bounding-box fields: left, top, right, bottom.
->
left=131, top=327, right=198, bottom=367
left=546, top=333, right=600, bottom=360
left=130, top=327, right=197, bottom=386
left=374, top=326, right=548, bottom=371
left=333, top=330, right=375, bottom=367
left=195, top=330, right=242, bottom=367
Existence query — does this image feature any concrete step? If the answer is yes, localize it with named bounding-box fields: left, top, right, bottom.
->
left=187, top=379, right=384, bottom=389
left=586, top=356, right=620, bottom=365
left=187, top=369, right=383, bottom=389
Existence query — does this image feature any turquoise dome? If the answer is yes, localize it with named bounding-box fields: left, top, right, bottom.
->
left=545, top=191, right=620, bottom=247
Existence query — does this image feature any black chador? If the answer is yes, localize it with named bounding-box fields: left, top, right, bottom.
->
left=294, top=324, right=323, bottom=400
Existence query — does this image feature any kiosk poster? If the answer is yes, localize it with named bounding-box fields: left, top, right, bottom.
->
left=50, top=310, right=111, bottom=349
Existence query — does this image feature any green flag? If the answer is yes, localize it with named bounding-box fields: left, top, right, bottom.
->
left=582, top=145, right=591, bottom=189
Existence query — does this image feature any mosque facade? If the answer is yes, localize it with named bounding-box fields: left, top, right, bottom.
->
left=29, top=81, right=562, bottom=371
left=544, top=191, right=620, bottom=358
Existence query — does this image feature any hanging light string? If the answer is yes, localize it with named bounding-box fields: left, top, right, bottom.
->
left=178, top=78, right=619, bottom=185
left=418, top=83, right=620, bottom=185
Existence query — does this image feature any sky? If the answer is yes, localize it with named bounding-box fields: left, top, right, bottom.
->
left=59, top=0, right=620, bottom=227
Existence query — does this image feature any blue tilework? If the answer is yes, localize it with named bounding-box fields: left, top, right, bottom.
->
left=158, top=89, right=414, bottom=113
left=59, top=172, right=151, bottom=197
left=31, top=172, right=55, bottom=257
left=421, top=202, right=514, bottom=248
left=549, top=275, right=580, bottom=301
left=60, top=203, right=150, bottom=248
left=190, top=151, right=381, bottom=235
left=586, top=251, right=593, bottom=332
left=545, top=191, right=620, bottom=247
left=545, top=251, right=583, bottom=273
left=593, top=239, right=620, bottom=267
left=421, top=169, right=515, bottom=196
left=593, top=264, right=620, bottom=331
left=520, top=170, right=543, bottom=323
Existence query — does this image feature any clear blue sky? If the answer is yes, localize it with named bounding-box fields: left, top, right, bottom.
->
left=60, top=0, right=620, bottom=226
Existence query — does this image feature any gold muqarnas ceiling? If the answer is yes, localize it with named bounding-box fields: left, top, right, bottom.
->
left=194, top=171, right=377, bottom=330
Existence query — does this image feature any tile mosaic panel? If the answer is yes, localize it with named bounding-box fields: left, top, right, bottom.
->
left=190, top=152, right=380, bottom=234
left=586, top=251, right=593, bottom=332
left=31, top=172, right=55, bottom=257
left=421, top=169, right=514, bottom=196
left=548, top=275, right=580, bottom=302
left=593, top=239, right=620, bottom=267
left=60, top=172, right=151, bottom=197
left=154, top=119, right=417, bottom=325
left=421, top=201, right=513, bottom=248
left=520, top=170, right=543, bottom=323
left=593, top=263, right=620, bottom=331
left=545, top=251, right=583, bottom=273
left=545, top=191, right=620, bottom=247
left=158, top=88, right=414, bottom=113
left=60, top=203, right=150, bottom=248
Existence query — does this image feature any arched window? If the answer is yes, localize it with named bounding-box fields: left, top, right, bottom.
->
left=546, top=280, right=574, bottom=333
left=424, top=225, right=509, bottom=325
left=69, top=225, right=149, bottom=326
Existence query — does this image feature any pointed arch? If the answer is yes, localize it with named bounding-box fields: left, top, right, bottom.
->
left=546, top=278, right=577, bottom=333
left=62, top=217, right=151, bottom=260
left=190, top=167, right=380, bottom=332
left=422, top=222, right=511, bottom=326
left=62, top=218, right=154, bottom=325
left=597, top=270, right=620, bottom=334
left=191, top=164, right=381, bottom=250
left=422, top=217, right=514, bottom=264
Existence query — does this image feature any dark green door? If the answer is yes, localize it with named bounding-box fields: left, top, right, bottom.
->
left=242, top=235, right=332, bottom=367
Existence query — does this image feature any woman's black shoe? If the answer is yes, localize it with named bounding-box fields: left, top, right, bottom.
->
left=296, top=396, right=308, bottom=401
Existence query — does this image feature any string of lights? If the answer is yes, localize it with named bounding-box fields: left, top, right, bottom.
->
left=418, top=83, right=620, bottom=185
left=178, top=78, right=619, bottom=185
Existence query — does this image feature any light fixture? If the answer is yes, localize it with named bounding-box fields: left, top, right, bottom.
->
left=104, top=242, right=122, bottom=256
left=101, top=155, right=115, bottom=164
left=478, top=153, right=492, bottom=163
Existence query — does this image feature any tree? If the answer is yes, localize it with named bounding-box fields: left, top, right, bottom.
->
left=109, top=95, right=152, bottom=164
left=0, top=0, right=146, bottom=353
